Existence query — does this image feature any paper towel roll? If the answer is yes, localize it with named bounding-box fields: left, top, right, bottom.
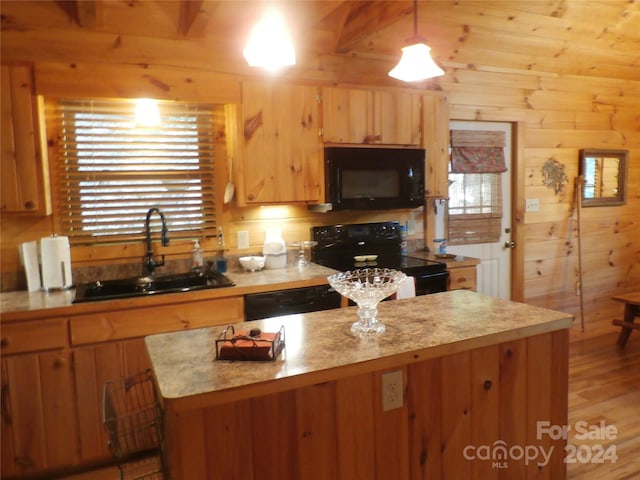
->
left=40, top=236, right=73, bottom=290
left=19, top=241, right=41, bottom=292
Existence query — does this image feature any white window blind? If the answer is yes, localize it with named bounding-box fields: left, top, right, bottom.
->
left=47, top=98, right=221, bottom=244
left=448, top=173, right=503, bottom=244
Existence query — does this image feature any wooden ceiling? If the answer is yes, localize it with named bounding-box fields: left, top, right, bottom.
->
left=1, top=0, right=639, bottom=82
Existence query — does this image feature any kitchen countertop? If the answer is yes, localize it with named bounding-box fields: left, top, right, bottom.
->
left=145, top=289, right=573, bottom=412
left=409, top=251, right=480, bottom=268
left=0, top=253, right=479, bottom=321
left=0, top=263, right=339, bottom=321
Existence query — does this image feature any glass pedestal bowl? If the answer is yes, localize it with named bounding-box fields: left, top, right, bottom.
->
left=327, top=268, right=407, bottom=335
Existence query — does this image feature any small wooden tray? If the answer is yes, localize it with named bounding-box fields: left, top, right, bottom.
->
left=215, top=325, right=285, bottom=361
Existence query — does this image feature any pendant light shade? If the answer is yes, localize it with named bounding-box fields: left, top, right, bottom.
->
left=388, top=1, right=444, bottom=82
left=243, top=8, right=296, bottom=71
left=388, top=40, right=444, bottom=82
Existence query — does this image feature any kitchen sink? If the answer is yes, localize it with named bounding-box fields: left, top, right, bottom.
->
left=73, top=271, right=235, bottom=303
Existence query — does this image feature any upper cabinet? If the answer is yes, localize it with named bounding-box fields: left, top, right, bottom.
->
left=238, top=82, right=322, bottom=205
left=422, top=94, right=450, bottom=198
left=1, top=65, right=51, bottom=215
left=321, top=87, right=421, bottom=146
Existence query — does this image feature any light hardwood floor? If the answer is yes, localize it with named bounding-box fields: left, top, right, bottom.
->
left=566, top=324, right=640, bottom=479
left=60, top=324, right=640, bottom=480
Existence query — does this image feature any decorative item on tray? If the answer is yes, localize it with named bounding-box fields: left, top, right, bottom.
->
left=327, top=268, right=407, bottom=336
left=215, top=324, right=285, bottom=361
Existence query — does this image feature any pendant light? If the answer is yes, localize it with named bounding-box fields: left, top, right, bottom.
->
left=388, top=0, right=444, bottom=82
left=243, top=8, right=296, bottom=71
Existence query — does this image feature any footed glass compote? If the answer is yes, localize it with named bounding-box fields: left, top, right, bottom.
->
left=328, top=268, right=407, bottom=335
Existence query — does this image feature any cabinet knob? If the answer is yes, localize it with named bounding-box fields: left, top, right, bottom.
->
left=0, top=338, right=8, bottom=349
left=457, top=276, right=467, bottom=283
left=483, top=380, right=493, bottom=390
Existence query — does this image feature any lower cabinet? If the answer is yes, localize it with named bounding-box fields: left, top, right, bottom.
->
left=1, top=351, right=78, bottom=478
left=0, top=294, right=243, bottom=479
left=73, top=339, right=151, bottom=464
left=164, top=330, right=569, bottom=480
left=448, top=265, right=478, bottom=291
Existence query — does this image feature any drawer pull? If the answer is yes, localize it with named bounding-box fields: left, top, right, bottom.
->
left=0, top=338, right=8, bottom=349
left=457, top=276, right=467, bottom=282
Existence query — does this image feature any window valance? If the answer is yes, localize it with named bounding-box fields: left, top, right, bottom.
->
left=450, top=129, right=507, bottom=174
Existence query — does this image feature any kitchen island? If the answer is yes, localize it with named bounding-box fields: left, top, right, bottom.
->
left=145, top=290, right=573, bottom=480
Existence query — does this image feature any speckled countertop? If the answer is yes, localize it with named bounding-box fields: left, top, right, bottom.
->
left=409, top=251, right=480, bottom=268
left=145, top=290, right=573, bottom=412
left=0, top=263, right=339, bottom=321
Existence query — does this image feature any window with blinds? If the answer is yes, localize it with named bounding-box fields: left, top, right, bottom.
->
left=448, top=173, right=503, bottom=244
left=47, top=98, right=221, bottom=244
left=448, top=129, right=505, bottom=245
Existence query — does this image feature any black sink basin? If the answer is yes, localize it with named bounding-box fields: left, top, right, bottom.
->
left=73, top=271, right=235, bottom=303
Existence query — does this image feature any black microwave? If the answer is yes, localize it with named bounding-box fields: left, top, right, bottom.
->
left=325, top=146, right=425, bottom=210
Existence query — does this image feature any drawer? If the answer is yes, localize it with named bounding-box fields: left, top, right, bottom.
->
left=448, top=266, right=477, bottom=291
left=1, top=318, right=69, bottom=354
left=70, top=296, right=243, bottom=345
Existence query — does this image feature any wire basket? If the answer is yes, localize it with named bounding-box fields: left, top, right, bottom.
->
left=103, top=369, right=165, bottom=479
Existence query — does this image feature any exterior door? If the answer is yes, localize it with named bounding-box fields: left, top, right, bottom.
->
left=439, top=121, right=513, bottom=299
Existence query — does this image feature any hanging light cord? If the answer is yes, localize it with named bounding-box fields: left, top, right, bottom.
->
left=413, top=0, right=418, bottom=37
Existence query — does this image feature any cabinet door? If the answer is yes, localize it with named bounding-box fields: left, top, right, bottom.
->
left=321, top=87, right=421, bottom=145
left=0, top=64, right=50, bottom=214
left=374, top=90, right=421, bottom=145
left=73, top=339, right=151, bottom=464
left=1, top=351, right=78, bottom=477
left=240, top=82, right=322, bottom=204
left=422, top=94, right=450, bottom=198
left=321, top=87, right=375, bottom=144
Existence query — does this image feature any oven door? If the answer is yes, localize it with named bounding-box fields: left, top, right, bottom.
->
left=413, top=271, right=449, bottom=296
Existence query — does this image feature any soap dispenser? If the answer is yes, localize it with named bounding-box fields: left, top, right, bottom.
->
left=191, top=240, right=204, bottom=272
left=215, top=227, right=227, bottom=273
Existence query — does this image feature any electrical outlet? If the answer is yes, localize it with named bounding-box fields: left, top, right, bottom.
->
left=407, top=219, right=416, bottom=235
left=525, top=198, right=540, bottom=212
left=381, top=370, right=403, bottom=411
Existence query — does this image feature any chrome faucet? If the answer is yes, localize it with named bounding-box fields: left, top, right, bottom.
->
left=144, top=207, right=170, bottom=275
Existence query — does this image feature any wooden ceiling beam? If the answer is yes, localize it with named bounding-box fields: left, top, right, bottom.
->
left=178, top=0, right=204, bottom=36
left=55, top=0, right=98, bottom=28
left=335, top=1, right=413, bottom=54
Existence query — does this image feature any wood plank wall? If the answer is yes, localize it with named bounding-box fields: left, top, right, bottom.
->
left=1, top=2, right=638, bottom=335
left=163, top=330, right=569, bottom=480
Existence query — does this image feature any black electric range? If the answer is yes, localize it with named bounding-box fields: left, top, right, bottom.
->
left=311, top=221, right=448, bottom=296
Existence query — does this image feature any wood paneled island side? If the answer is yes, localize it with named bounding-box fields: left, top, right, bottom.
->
left=145, top=290, right=573, bottom=480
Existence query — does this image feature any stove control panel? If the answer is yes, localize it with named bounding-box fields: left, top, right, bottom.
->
left=312, top=221, right=401, bottom=245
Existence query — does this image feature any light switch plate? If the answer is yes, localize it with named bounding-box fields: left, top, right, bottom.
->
left=525, top=198, right=540, bottom=212
left=237, top=231, right=249, bottom=249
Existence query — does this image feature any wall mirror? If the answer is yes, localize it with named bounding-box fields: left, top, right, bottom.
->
left=579, top=149, right=628, bottom=206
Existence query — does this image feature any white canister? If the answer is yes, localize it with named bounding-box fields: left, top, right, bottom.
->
left=40, top=235, right=73, bottom=290
left=263, top=228, right=287, bottom=269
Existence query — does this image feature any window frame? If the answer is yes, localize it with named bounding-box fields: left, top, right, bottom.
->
left=45, top=97, right=225, bottom=246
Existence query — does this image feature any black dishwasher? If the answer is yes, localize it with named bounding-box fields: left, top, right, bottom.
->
left=244, top=285, right=341, bottom=321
